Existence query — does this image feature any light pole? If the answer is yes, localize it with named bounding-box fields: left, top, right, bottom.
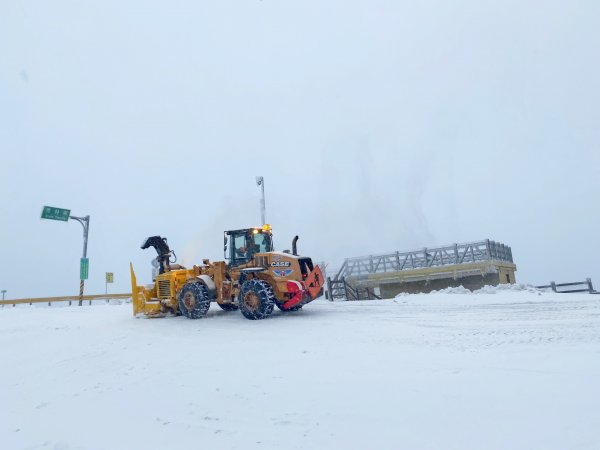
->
left=69, top=215, right=90, bottom=306
left=256, top=176, right=266, bottom=225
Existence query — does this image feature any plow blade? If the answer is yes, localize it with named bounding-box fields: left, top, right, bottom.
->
left=130, top=262, right=162, bottom=317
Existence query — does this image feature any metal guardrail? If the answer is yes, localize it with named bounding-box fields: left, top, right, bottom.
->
left=536, top=278, right=597, bottom=294
left=325, top=277, right=381, bottom=301
left=0, top=293, right=131, bottom=307
left=336, top=239, right=513, bottom=280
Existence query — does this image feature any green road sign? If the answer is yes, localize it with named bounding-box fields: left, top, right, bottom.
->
left=41, top=206, right=71, bottom=221
left=106, top=272, right=114, bottom=283
left=80, top=258, right=89, bottom=280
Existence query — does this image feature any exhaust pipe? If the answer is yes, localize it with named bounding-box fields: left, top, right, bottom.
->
left=292, top=236, right=299, bottom=256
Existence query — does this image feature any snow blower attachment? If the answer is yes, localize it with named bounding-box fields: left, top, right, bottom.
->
left=130, top=226, right=323, bottom=320
left=141, top=236, right=172, bottom=275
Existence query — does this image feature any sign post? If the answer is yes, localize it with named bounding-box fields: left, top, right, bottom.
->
left=41, top=206, right=90, bottom=306
left=80, top=257, right=89, bottom=304
left=80, top=258, right=89, bottom=280
left=105, top=272, right=114, bottom=301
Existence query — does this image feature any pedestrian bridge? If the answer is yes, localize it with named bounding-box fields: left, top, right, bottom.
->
left=327, top=239, right=517, bottom=299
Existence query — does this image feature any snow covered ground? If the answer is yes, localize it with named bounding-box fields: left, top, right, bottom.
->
left=1, top=287, right=599, bottom=450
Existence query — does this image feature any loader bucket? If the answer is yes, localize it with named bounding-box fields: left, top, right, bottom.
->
left=305, top=265, right=324, bottom=299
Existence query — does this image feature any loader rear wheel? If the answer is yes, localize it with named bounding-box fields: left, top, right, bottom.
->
left=178, top=282, right=210, bottom=319
left=238, top=279, right=275, bottom=320
left=217, top=302, right=239, bottom=311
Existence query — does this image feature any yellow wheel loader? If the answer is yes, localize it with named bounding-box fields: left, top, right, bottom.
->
left=130, top=225, right=323, bottom=320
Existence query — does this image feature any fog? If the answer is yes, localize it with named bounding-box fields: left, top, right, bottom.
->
left=1, top=0, right=598, bottom=298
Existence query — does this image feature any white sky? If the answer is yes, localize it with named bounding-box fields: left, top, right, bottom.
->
left=1, top=0, right=599, bottom=298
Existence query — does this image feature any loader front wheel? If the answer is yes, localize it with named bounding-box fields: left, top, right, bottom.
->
left=238, top=279, right=275, bottom=320
left=178, top=282, right=210, bottom=319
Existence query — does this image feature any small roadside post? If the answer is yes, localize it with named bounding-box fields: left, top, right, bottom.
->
left=41, top=206, right=90, bottom=306
left=105, top=272, right=114, bottom=302
left=1, top=290, right=6, bottom=307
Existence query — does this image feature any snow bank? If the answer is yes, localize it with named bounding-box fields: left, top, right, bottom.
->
left=396, top=283, right=546, bottom=297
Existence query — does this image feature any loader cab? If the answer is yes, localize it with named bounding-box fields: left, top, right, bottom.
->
left=225, top=226, right=273, bottom=267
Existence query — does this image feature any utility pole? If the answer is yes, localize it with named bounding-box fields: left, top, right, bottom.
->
left=256, top=176, right=266, bottom=225
left=69, top=215, right=90, bottom=306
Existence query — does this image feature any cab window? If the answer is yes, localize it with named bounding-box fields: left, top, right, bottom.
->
left=252, top=232, right=272, bottom=253
left=226, top=230, right=272, bottom=266
left=229, top=232, right=250, bottom=264
left=234, top=234, right=247, bottom=255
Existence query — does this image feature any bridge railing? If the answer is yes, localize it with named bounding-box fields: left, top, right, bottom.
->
left=335, top=239, right=513, bottom=280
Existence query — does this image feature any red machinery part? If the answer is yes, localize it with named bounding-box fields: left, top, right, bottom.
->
left=281, top=280, right=305, bottom=310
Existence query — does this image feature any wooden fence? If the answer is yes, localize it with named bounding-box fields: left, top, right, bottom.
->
left=535, top=278, right=597, bottom=294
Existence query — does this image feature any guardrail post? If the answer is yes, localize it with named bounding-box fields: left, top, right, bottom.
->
left=550, top=281, right=557, bottom=293
left=587, top=278, right=594, bottom=293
